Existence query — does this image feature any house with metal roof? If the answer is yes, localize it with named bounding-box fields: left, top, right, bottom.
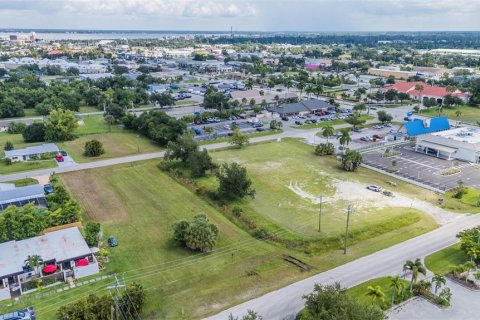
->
left=0, top=227, right=99, bottom=301
left=4, top=143, right=59, bottom=162
left=0, top=184, right=46, bottom=210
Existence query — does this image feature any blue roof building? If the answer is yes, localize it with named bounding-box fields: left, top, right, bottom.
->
left=404, top=117, right=450, bottom=137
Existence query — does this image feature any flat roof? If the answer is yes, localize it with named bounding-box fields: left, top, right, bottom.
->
left=0, top=227, right=92, bottom=278
left=4, top=143, right=59, bottom=158
left=432, top=127, right=480, bottom=145
left=0, top=184, right=44, bottom=205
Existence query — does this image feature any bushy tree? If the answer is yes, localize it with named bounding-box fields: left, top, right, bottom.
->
left=134, top=110, right=185, bottom=147
left=377, top=110, right=393, bottom=124
left=0, top=97, right=25, bottom=118
left=340, top=150, right=362, bottom=171
left=4, top=141, right=13, bottom=151
left=300, top=283, right=384, bottom=320
left=229, top=129, right=250, bottom=148
left=187, top=149, right=216, bottom=178
left=44, top=109, right=78, bottom=141
left=150, top=92, right=175, bottom=108
left=105, top=104, right=125, bottom=122
left=216, top=162, right=255, bottom=199
left=23, top=122, right=46, bottom=142
left=165, top=133, right=198, bottom=163
left=269, top=119, right=283, bottom=130
left=345, top=115, right=366, bottom=129
left=173, top=214, right=219, bottom=252
left=314, top=143, right=335, bottom=156
left=7, top=122, right=26, bottom=134
left=0, top=204, right=51, bottom=243
left=457, top=226, right=480, bottom=262
left=84, top=139, right=105, bottom=157
left=203, top=86, right=230, bottom=110
left=84, top=222, right=101, bottom=247
left=57, top=283, right=146, bottom=320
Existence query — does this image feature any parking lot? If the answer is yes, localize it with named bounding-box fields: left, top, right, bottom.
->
left=362, top=143, right=480, bottom=191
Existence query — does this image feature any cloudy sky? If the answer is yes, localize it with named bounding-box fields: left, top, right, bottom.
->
left=1, top=0, right=480, bottom=31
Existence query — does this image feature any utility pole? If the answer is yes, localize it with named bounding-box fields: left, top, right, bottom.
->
left=107, top=273, right=126, bottom=320
left=344, top=205, right=353, bottom=255
left=318, top=194, right=323, bottom=233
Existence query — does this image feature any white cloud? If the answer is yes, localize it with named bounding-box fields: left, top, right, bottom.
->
left=183, top=1, right=258, bottom=18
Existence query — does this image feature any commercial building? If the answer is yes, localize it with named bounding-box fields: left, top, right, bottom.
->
left=0, top=227, right=99, bottom=301
left=415, top=127, right=480, bottom=162
left=268, top=99, right=334, bottom=116
left=380, top=81, right=471, bottom=104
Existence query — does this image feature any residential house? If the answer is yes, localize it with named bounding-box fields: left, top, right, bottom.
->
left=0, top=184, right=46, bottom=210
left=0, top=227, right=99, bottom=301
left=4, top=143, right=59, bottom=162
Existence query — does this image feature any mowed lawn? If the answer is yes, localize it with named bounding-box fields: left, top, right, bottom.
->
left=206, top=139, right=438, bottom=238
left=59, top=115, right=162, bottom=162
left=422, top=105, right=480, bottom=122
left=425, top=243, right=469, bottom=275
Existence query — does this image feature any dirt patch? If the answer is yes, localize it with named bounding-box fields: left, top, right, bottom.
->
left=32, top=174, right=49, bottom=185
left=61, top=171, right=128, bottom=223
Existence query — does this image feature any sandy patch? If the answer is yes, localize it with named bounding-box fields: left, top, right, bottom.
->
left=287, top=179, right=458, bottom=225
left=32, top=174, right=50, bottom=185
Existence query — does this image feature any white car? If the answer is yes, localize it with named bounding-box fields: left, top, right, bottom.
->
left=366, top=185, right=382, bottom=192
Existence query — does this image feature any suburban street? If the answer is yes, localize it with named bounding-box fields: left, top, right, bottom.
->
left=206, top=213, right=480, bottom=320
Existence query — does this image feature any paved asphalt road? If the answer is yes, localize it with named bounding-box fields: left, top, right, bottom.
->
left=205, top=213, right=480, bottom=320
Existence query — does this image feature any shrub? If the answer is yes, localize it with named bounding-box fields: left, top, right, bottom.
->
left=4, top=158, right=12, bottom=166
left=7, top=122, right=26, bottom=134
left=4, top=141, right=13, bottom=151
left=314, top=142, right=334, bottom=156
left=340, top=150, right=363, bottom=171
left=23, top=123, right=46, bottom=142
left=173, top=214, right=219, bottom=252
left=83, top=140, right=105, bottom=157
left=84, top=222, right=101, bottom=247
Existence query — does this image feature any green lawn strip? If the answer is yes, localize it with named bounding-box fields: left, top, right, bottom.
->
left=438, top=187, right=480, bottom=213
left=347, top=277, right=411, bottom=310
left=424, top=243, right=469, bottom=275
left=79, top=105, right=100, bottom=113
left=175, top=100, right=198, bottom=106
left=0, top=159, right=57, bottom=174
left=198, top=129, right=283, bottom=146
left=75, top=115, right=124, bottom=136
left=58, top=132, right=162, bottom=163
left=295, top=115, right=374, bottom=130
left=422, top=105, right=480, bottom=122
left=4, top=177, right=39, bottom=187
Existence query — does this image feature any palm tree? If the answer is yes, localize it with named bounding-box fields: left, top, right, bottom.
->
left=314, top=84, right=323, bottom=99
left=403, top=258, right=427, bottom=292
left=305, top=84, right=315, bottom=98
left=283, top=77, right=292, bottom=93
left=296, top=81, right=306, bottom=98
left=389, top=276, right=404, bottom=305
left=455, top=110, right=463, bottom=127
left=414, top=84, right=424, bottom=108
left=338, top=128, right=351, bottom=147
left=25, top=255, right=44, bottom=276
left=432, top=274, right=446, bottom=295
left=267, top=79, right=275, bottom=93
left=245, top=78, right=254, bottom=90
left=321, top=125, right=334, bottom=144
left=104, top=115, right=116, bottom=132
left=365, top=285, right=385, bottom=303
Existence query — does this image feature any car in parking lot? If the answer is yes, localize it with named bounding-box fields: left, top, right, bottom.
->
left=281, top=117, right=289, bottom=121
left=373, top=134, right=384, bottom=140
left=55, top=154, right=64, bottom=162
left=373, top=125, right=383, bottom=129
left=0, top=311, right=31, bottom=320
left=294, top=120, right=303, bottom=125
left=256, top=127, right=266, bottom=132
left=366, top=185, right=382, bottom=192
left=311, top=119, right=317, bottom=123
left=252, top=122, right=264, bottom=128
left=60, top=150, right=68, bottom=157
left=360, top=136, right=371, bottom=142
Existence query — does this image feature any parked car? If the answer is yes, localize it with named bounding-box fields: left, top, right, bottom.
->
left=55, top=154, right=64, bottom=162
left=0, top=311, right=31, bottom=320
left=311, top=119, right=317, bottom=123
left=294, top=120, right=303, bottom=125
left=252, top=123, right=264, bottom=128
left=281, top=117, right=289, bottom=121
left=256, top=127, right=266, bottom=132
left=384, top=123, right=392, bottom=127
left=373, top=134, right=384, bottom=140
left=360, top=136, right=371, bottom=142
left=43, top=184, right=54, bottom=194
left=108, top=236, right=118, bottom=247
left=367, top=185, right=382, bottom=192
left=404, top=117, right=412, bottom=121
left=352, top=128, right=362, bottom=133
left=60, top=150, right=68, bottom=157
left=373, top=125, right=383, bottom=129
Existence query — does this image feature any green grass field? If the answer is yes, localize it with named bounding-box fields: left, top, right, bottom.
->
left=198, top=129, right=283, bottom=146
left=425, top=243, right=469, bottom=275
left=439, top=187, right=480, bottom=213
left=0, top=139, right=440, bottom=319
left=347, top=277, right=410, bottom=309
left=5, top=178, right=39, bottom=186
left=0, top=159, right=57, bottom=174
left=175, top=100, right=198, bottom=106
left=422, top=105, right=480, bottom=122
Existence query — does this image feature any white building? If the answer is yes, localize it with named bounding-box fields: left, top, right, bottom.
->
left=415, top=127, right=480, bottom=162
left=0, top=227, right=99, bottom=301
left=4, top=143, right=59, bottom=162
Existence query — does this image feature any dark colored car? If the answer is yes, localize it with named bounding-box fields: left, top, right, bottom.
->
left=43, top=184, right=54, bottom=194
left=60, top=150, right=68, bottom=157
left=281, top=117, right=289, bottom=121
left=311, top=119, right=317, bottom=123
left=294, top=121, right=303, bottom=125
left=256, top=127, right=266, bottom=132
left=108, top=236, right=118, bottom=247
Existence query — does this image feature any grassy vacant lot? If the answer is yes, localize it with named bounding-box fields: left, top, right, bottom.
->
left=439, top=187, right=480, bottom=213
left=425, top=243, right=469, bottom=275
left=5, top=139, right=440, bottom=319
left=198, top=129, right=283, bottom=146
left=347, top=277, right=410, bottom=309
left=422, top=105, right=480, bottom=122
left=59, top=115, right=162, bottom=162
left=295, top=115, right=374, bottom=130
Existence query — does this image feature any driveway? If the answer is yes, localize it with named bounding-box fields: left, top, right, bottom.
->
left=389, top=279, right=480, bottom=320
left=55, top=155, right=77, bottom=168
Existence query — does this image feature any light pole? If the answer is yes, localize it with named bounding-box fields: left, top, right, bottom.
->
left=318, top=194, right=323, bottom=233
left=344, top=205, right=353, bottom=255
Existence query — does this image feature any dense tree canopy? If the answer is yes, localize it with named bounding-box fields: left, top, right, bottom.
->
left=44, top=109, right=78, bottom=142
left=216, top=162, right=256, bottom=199
left=173, top=214, right=219, bottom=252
